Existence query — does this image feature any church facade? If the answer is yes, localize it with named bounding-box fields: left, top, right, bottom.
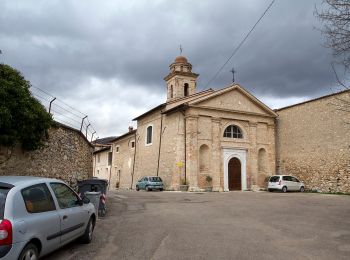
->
left=109, top=56, right=277, bottom=191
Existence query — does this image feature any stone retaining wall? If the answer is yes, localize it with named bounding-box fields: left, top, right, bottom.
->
left=276, top=90, right=350, bottom=193
left=0, top=123, right=93, bottom=188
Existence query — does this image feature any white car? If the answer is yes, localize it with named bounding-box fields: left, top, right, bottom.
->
left=0, top=176, right=96, bottom=260
left=268, top=175, right=305, bottom=192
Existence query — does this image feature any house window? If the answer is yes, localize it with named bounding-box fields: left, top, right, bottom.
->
left=184, top=83, right=189, bottom=97
left=146, top=125, right=153, bottom=145
left=97, top=154, right=100, bottom=163
left=108, top=152, right=112, bottom=166
left=97, top=170, right=99, bottom=175
left=224, top=125, right=243, bottom=138
left=116, top=146, right=120, bottom=153
left=131, top=141, right=135, bottom=148
left=170, top=85, right=173, bottom=98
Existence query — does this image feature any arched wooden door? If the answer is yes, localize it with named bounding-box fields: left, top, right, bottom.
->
left=228, top=157, right=241, bottom=190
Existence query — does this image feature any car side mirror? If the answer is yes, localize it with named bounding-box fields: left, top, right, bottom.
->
left=82, top=196, right=90, bottom=204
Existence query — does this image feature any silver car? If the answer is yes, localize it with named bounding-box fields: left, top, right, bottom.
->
left=0, top=176, right=96, bottom=260
left=268, top=175, right=305, bottom=192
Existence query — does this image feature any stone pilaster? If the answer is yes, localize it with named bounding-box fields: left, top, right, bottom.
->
left=268, top=123, right=276, bottom=175
left=171, top=113, right=185, bottom=190
left=185, top=115, right=199, bottom=191
left=249, top=122, right=258, bottom=190
left=211, top=117, right=222, bottom=191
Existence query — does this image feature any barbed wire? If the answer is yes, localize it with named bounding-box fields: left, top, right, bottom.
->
left=30, top=86, right=98, bottom=142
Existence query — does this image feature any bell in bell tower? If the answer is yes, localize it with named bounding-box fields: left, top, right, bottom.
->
left=164, top=55, right=199, bottom=101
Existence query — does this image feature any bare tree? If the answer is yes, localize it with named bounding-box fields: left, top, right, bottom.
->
left=316, top=0, right=350, bottom=71
left=316, top=1, right=350, bottom=123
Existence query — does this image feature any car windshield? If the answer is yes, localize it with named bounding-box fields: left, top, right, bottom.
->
left=149, top=177, right=162, bottom=182
left=0, top=187, right=11, bottom=219
left=269, top=176, right=280, bottom=182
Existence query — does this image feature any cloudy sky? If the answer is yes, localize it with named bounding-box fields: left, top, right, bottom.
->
left=0, top=0, right=342, bottom=138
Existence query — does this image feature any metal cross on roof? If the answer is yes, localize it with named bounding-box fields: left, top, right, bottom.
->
left=230, top=67, right=236, bottom=83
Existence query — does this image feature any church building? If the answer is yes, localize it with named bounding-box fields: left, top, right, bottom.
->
left=108, top=55, right=277, bottom=191
left=93, top=55, right=349, bottom=193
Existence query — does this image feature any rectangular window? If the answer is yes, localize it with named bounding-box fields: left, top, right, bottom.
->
left=97, top=170, right=100, bottom=175
left=149, top=177, right=162, bottom=182
left=108, top=152, right=112, bottom=166
left=131, top=141, right=135, bottom=148
left=269, top=176, right=280, bottom=182
left=97, top=154, right=100, bottom=163
left=21, top=184, right=56, bottom=213
left=146, top=126, right=153, bottom=145
left=50, top=183, right=79, bottom=209
left=0, top=186, right=11, bottom=218
left=116, top=146, right=119, bottom=153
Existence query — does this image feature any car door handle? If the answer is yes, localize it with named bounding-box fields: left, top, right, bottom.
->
left=63, top=215, right=68, bottom=220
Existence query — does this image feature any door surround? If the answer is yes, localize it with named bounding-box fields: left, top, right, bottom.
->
left=223, top=148, right=247, bottom=191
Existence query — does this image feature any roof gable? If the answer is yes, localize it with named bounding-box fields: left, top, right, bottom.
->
left=189, top=84, right=277, bottom=117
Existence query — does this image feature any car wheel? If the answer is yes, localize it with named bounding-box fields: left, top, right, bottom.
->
left=81, top=217, right=95, bottom=244
left=160, top=188, right=163, bottom=191
left=136, top=185, right=139, bottom=191
left=282, top=186, right=288, bottom=193
left=300, top=186, right=305, bottom=192
left=268, top=189, right=273, bottom=192
left=19, top=243, right=39, bottom=260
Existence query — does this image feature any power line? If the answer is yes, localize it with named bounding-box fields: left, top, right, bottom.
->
left=201, top=0, right=276, bottom=90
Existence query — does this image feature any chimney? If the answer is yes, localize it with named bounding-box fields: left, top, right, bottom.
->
left=128, top=126, right=133, bottom=132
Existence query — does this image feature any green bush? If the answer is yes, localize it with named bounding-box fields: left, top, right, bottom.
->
left=0, top=64, right=52, bottom=150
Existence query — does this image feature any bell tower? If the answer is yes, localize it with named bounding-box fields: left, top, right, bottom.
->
left=164, top=56, right=199, bottom=102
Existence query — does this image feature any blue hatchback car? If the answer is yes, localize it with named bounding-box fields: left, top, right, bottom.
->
left=136, top=176, right=164, bottom=191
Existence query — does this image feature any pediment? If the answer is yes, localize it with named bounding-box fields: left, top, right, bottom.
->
left=189, top=85, right=277, bottom=117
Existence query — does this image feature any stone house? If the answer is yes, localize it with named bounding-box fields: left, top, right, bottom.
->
left=92, top=146, right=112, bottom=185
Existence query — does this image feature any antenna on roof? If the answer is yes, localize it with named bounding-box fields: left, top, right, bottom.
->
left=179, top=44, right=183, bottom=55
left=230, top=67, right=236, bottom=83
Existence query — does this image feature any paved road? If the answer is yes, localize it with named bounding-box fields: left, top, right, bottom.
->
left=44, top=190, right=350, bottom=260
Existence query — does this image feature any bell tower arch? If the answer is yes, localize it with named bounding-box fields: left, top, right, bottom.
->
left=164, top=56, right=199, bottom=101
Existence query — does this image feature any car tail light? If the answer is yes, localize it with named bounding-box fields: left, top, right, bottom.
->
left=0, top=219, right=12, bottom=245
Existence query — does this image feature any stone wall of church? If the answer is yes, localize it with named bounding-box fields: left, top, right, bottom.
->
left=158, top=112, right=186, bottom=190
left=0, top=124, right=93, bottom=189
left=134, top=110, right=163, bottom=187
left=276, top=91, right=350, bottom=193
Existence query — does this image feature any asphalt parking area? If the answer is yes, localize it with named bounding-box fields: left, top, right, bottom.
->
left=45, top=190, right=350, bottom=260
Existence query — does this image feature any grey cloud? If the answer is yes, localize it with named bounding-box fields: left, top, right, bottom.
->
left=0, top=0, right=338, bottom=136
